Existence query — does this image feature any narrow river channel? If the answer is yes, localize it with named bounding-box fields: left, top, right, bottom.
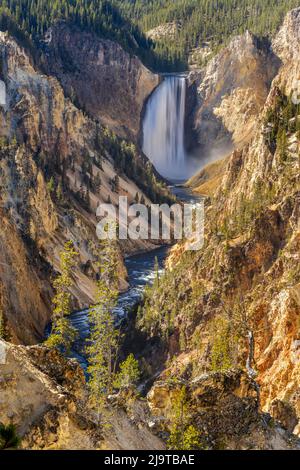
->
left=68, top=185, right=200, bottom=368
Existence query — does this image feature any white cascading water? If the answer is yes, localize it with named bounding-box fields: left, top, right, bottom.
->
left=142, top=75, right=187, bottom=180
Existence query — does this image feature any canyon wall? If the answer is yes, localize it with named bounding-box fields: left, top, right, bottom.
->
left=0, top=30, right=164, bottom=344
left=0, top=339, right=165, bottom=450
left=139, top=8, right=300, bottom=439
left=42, top=22, right=160, bottom=141
left=187, top=31, right=280, bottom=165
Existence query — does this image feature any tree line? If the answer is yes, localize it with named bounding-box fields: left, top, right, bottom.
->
left=114, top=0, right=300, bottom=68
left=1, top=1, right=299, bottom=72
left=0, top=0, right=179, bottom=71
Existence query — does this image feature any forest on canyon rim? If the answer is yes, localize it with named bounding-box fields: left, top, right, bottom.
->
left=0, top=0, right=299, bottom=453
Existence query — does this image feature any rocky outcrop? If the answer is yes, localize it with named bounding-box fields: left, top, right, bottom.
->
left=0, top=205, right=52, bottom=345
left=43, top=22, right=160, bottom=140
left=187, top=31, right=280, bottom=163
left=138, top=8, right=300, bottom=442
left=1, top=339, right=297, bottom=450
left=0, top=31, right=165, bottom=344
left=186, top=156, right=229, bottom=196
left=272, top=8, right=300, bottom=62
left=188, top=43, right=212, bottom=70
left=147, top=370, right=299, bottom=450
left=146, top=22, right=181, bottom=41
left=0, top=340, right=165, bottom=450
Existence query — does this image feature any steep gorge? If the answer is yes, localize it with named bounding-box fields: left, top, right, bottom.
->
left=0, top=28, right=168, bottom=345
left=136, top=8, right=300, bottom=443
left=0, top=5, right=300, bottom=452
left=186, top=31, right=281, bottom=170
left=42, top=22, right=160, bottom=141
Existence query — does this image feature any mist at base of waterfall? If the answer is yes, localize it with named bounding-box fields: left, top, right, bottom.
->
left=186, top=141, right=235, bottom=181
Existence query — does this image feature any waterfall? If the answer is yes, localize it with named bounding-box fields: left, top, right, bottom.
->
left=142, top=75, right=187, bottom=181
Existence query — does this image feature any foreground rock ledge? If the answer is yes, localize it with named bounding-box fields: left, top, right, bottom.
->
left=0, top=340, right=299, bottom=450
left=0, top=340, right=164, bottom=450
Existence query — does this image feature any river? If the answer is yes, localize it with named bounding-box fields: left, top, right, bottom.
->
left=69, top=244, right=169, bottom=368
left=68, top=185, right=199, bottom=368
left=68, top=73, right=201, bottom=367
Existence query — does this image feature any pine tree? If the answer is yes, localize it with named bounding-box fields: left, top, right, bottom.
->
left=45, top=241, right=79, bottom=352
left=0, top=423, right=21, bottom=450
left=0, top=309, right=7, bottom=340
left=167, top=386, right=204, bottom=450
left=47, top=176, right=55, bottom=195
left=210, top=316, right=234, bottom=372
left=86, top=187, right=90, bottom=208
left=94, top=172, right=102, bottom=193
left=86, top=237, right=120, bottom=418
left=182, top=425, right=203, bottom=450
left=114, top=353, right=140, bottom=390
left=0, top=315, right=4, bottom=340
left=56, top=181, right=63, bottom=202
left=112, top=174, right=120, bottom=193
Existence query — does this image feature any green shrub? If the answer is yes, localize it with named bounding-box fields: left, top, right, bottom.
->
left=114, top=354, right=140, bottom=390
left=0, top=423, right=21, bottom=450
